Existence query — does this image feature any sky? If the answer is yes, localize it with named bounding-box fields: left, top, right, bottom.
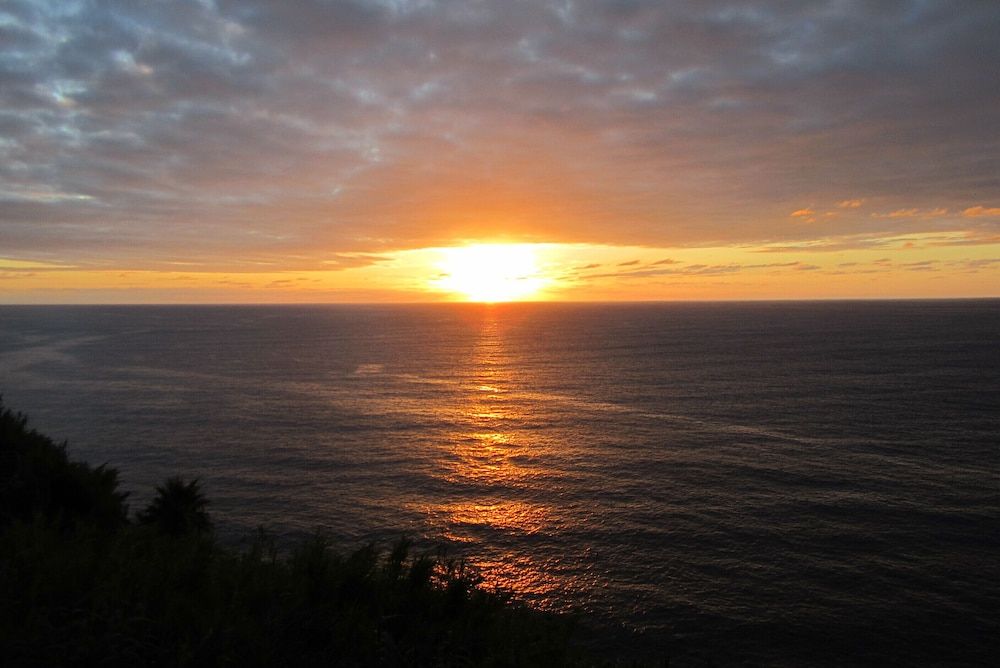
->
left=1, top=0, right=998, bottom=303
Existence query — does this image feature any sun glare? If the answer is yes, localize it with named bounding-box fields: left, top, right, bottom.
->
left=434, top=244, right=548, bottom=302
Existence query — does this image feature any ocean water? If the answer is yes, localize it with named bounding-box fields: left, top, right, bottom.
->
left=1, top=301, right=997, bottom=665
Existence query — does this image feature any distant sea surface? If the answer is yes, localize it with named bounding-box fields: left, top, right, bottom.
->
left=1, top=301, right=997, bottom=665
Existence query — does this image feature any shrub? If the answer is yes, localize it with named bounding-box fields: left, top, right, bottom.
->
left=137, top=476, right=211, bottom=536
left=0, top=398, right=128, bottom=532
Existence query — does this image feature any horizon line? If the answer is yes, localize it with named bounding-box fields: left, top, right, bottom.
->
left=2, top=296, right=999, bottom=307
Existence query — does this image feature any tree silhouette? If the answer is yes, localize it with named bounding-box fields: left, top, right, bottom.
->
left=1, top=397, right=128, bottom=531
left=137, top=476, right=210, bottom=535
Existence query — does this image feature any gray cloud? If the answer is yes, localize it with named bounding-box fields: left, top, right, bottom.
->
left=1, top=0, right=998, bottom=268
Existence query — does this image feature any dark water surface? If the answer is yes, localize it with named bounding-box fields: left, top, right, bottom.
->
left=1, top=301, right=997, bottom=665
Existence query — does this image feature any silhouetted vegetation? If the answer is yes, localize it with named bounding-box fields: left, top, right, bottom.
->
left=137, top=475, right=211, bottom=536
left=0, top=399, right=595, bottom=666
left=0, top=400, right=128, bottom=533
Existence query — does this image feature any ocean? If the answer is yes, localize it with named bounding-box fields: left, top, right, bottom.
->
left=1, top=301, right=997, bottom=665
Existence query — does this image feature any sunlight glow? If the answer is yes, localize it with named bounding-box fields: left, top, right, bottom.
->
left=433, top=244, right=549, bottom=302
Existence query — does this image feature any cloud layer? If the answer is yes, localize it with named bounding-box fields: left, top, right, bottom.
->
left=2, top=0, right=999, bottom=269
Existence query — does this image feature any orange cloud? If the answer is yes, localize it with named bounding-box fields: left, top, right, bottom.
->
left=962, top=206, right=1000, bottom=218
left=789, top=208, right=817, bottom=223
left=838, top=199, right=864, bottom=208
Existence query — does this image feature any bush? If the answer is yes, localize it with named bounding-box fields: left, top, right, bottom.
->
left=0, top=398, right=128, bottom=532
left=137, top=476, right=211, bottom=536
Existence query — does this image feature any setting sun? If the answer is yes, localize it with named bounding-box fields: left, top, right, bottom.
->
left=434, top=244, right=549, bottom=302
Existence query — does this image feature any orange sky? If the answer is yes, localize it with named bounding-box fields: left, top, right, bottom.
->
left=4, top=232, right=998, bottom=303
left=1, top=2, right=998, bottom=302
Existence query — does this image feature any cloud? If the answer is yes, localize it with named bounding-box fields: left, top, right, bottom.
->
left=927, top=233, right=1000, bottom=247
left=582, top=259, right=805, bottom=280
left=1, top=1, right=999, bottom=271
left=963, top=206, right=1000, bottom=218
left=789, top=208, right=818, bottom=223
left=320, top=253, right=392, bottom=270
left=749, top=226, right=1000, bottom=254
left=903, top=260, right=939, bottom=270
left=957, top=258, right=1000, bottom=271
left=838, top=199, right=864, bottom=208
left=871, top=208, right=949, bottom=219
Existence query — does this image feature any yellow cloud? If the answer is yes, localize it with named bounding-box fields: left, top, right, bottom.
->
left=0, top=258, right=75, bottom=270
left=837, top=199, right=864, bottom=208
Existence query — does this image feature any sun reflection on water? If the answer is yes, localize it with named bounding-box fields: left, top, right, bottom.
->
left=424, top=307, right=568, bottom=604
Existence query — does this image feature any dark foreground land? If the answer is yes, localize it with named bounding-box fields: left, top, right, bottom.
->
left=0, top=399, right=605, bottom=667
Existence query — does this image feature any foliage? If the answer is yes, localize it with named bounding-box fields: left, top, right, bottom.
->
left=0, top=398, right=128, bottom=532
left=137, top=476, right=211, bottom=536
left=0, top=401, right=594, bottom=667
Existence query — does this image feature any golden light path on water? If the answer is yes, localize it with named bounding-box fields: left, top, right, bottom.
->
left=411, top=308, right=599, bottom=608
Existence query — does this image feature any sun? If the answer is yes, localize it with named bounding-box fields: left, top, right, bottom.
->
left=434, top=244, right=549, bottom=302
